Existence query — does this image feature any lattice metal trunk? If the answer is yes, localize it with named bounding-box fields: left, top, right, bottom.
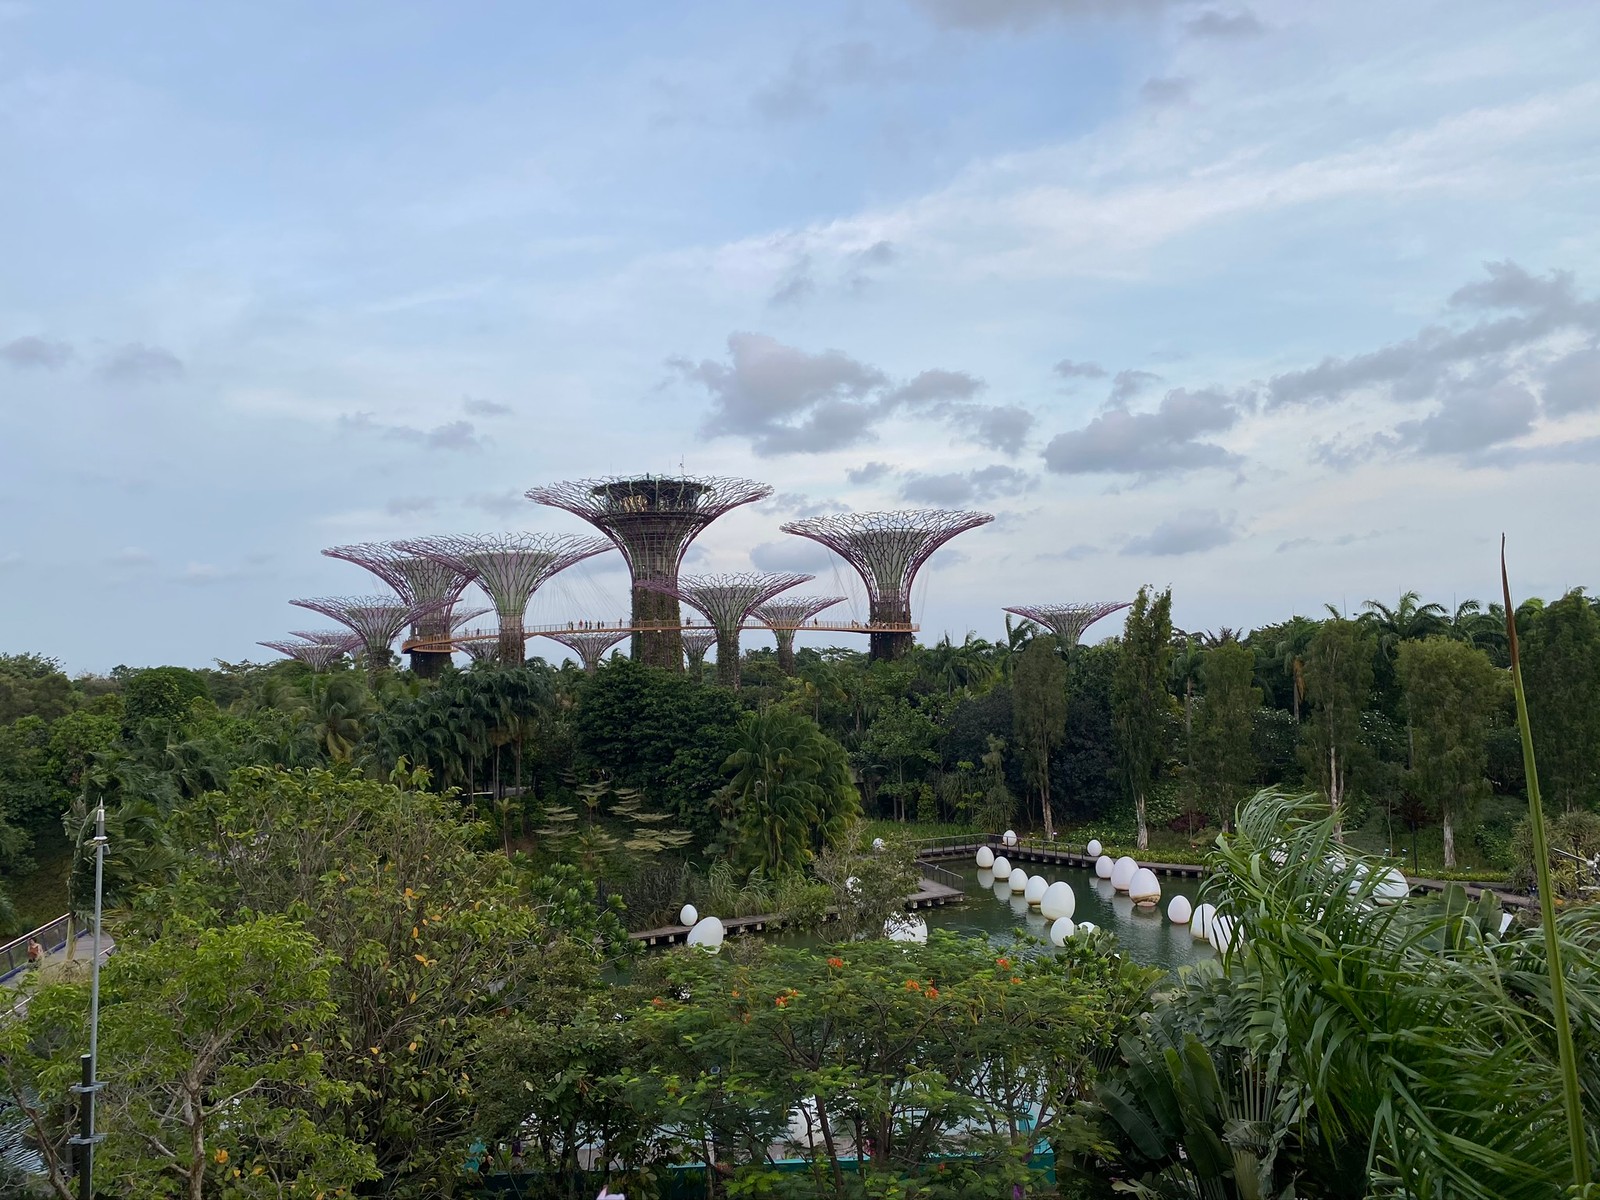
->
left=539, top=628, right=630, bottom=674
left=526, top=476, right=773, bottom=670
left=643, top=572, right=811, bottom=689
left=322, top=543, right=476, bottom=678
left=1002, top=602, right=1132, bottom=651
left=396, top=533, right=611, bottom=667
left=288, top=597, right=440, bottom=680
left=779, top=510, right=993, bottom=661
left=754, top=596, right=844, bottom=674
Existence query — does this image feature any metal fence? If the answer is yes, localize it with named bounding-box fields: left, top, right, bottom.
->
left=0, top=913, right=85, bottom=984
left=917, top=861, right=967, bottom=892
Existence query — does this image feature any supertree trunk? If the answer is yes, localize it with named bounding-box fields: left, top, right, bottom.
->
left=774, top=628, right=797, bottom=674
left=715, top=628, right=742, bottom=688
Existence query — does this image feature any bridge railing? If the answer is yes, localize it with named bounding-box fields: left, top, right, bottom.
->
left=0, top=913, right=85, bottom=985
left=918, top=861, right=967, bottom=892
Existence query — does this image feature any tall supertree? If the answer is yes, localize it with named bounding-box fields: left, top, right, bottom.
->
left=526, top=475, right=773, bottom=670
left=396, top=533, right=612, bottom=666
left=288, top=596, right=438, bottom=678
left=538, top=628, right=630, bottom=674
left=322, top=543, right=478, bottom=678
left=258, top=638, right=353, bottom=672
left=779, top=510, right=994, bottom=661
left=680, top=628, right=718, bottom=673
left=1003, top=602, right=1131, bottom=653
left=754, top=595, right=845, bottom=675
left=643, top=572, right=811, bottom=688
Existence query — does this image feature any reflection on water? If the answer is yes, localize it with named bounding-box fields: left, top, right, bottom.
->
left=929, top=864, right=1216, bottom=974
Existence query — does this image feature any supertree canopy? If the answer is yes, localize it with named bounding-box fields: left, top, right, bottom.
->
left=526, top=475, right=773, bottom=670
left=397, top=533, right=612, bottom=666
left=258, top=638, right=352, bottom=672
left=679, top=627, right=718, bottom=672
left=644, top=572, right=810, bottom=688
left=288, top=596, right=436, bottom=677
left=289, top=629, right=363, bottom=648
left=753, top=595, right=844, bottom=675
left=779, top=509, right=994, bottom=660
left=1003, top=602, right=1131, bottom=651
left=538, top=627, right=630, bottom=674
left=322, top=543, right=477, bottom=677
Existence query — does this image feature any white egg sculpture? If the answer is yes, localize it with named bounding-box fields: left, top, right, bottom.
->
left=1110, top=856, right=1139, bottom=893
left=845, top=876, right=861, bottom=895
left=1208, top=914, right=1240, bottom=954
left=976, top=846, right=995, bottom=869
left=678, top=903, right=699, bottom=927
left=886, top=916, right=928, bottom=943
left=1086, top=838, right=1103, bottom=858
left=685, top=915, right=725, bottom=952
left=1008, top=867, right=1028, bottom=893
left=992, top=855, right=1011, bottom=878
left=1166, top=895, right=1193, bottom=926
left=1094, top=855, right=1114, bottom=879
left=1025, top=875, right=1048, bottom=905
left=1040, top=881, right=1076, bottom=921
left=1002, top=829, right=1018, bottom=847
left=1075, top=920, right=1097, bottom=936
left=1190, top=902, right=1216, bottom=941
left=1129, top=868, right=1161, bottom=905
left=871, top=837, right=886, bottom=852
left=1498, top=911, right=1515, bottom=935
left=1372, top=867, right=1408, bottom=905
left=1049, top=916, right=1076, bottom=945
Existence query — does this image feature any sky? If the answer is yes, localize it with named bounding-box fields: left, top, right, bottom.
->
left=3, top=0, right=1599, bottom=674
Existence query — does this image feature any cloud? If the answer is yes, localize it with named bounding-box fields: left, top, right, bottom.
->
left=1, top=335, right=74, bottom=369
left=1541, top=347, right=1600, bottom=416
left=384, top=495, right=438, bottom=517
left=1468, top=435, right=1600, bottom=468
left=1042, top=387, right=1242, bottom=477
left=339, top=412, right=486, bottom=451
left=1275, top=530, right=1385, bottom=553
left=1108, top=368, right=1163, bottom=404
left=845, top=240, right=897, bottom=294
left=468, top=489, right=528, bottom=516
left=1038, top=543, right=1102, bottom=561
left=1140, top=76, right=1193, bottom=107
left=1054, top=358, right=1107, bottom=380
left=750, top=538, right=840, bottom=574
left=1390, top=377, right=1538, bottom=455
left=752, top=42, right=898, bottom=122
left=462, top=397, right=512, bottom=417
left=847, top=461, right=894, bottom=484
left=176, top=562, right=248, bottom=586
left=968, top=405, right=1035, bottom=455
left=676, top=332, right=1016, bottom=456
left=910, top=0, right=1178, bottom=31
left=768, top=256, right=817, bottom=307
left=1123, top=510, right=1237, bottom=556
left=95, top=343, right=184, bottom=384
left=110, top=546, right=154, bottom=567
left=1185, top=9, right=1263, bottom=38
left=768, top=492, right=839, bottom=517
left=899, top=464, right=1034, bottom=504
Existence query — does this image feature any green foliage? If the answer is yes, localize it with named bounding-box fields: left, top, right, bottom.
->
left=1013, top=636, right=1068, bottom=838
left=1114, top=586, right=1176, bottom=850
left=0, top=652, right=75, bottom=725
left=118, top=665, right=210, bottom=733
left=1300, top=616, right=1376, bottom=826
left=722, top=708, right=861, bottom=875
left=1192, top=641, right=1262, bottom=830
left=1521, top=589, right=1600, bottom=812
left=1510, top=809, right=1600, bottom=900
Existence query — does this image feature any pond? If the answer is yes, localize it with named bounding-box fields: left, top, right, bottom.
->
left=923, top=864, right=1218, bottom=974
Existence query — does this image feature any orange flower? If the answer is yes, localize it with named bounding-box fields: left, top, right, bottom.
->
left=827, top=957, right=844, bottom=969
left=731, top=989, right=741, bottom=998
left=213, top=1148, right=229, bottom=1165
left=651, top=997, right=666, bottom=1008
left=996, top=956, right=1010, bottom=969
left=904, top=979, right=921, bottom=992
left=1010, top=976, right=1021, bottom=985
left=925, top=985, right=940, bottom=999
left=775, top=995, right=789, bottom=1008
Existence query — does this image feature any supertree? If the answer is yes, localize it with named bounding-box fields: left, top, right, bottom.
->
left=322, top=543, right=477, bottom=677
left=753, top=595, right=845, bottom=675
left=396, top=533, right=613, bottom=666
left=680, top=628, right=718, bottom=673
left=258, top=638, right=352, bottom=672
left=537, top=628, right=630, bottom=674
left=779, top=510, right=994, bottom=660
left=288, top=596, right=439, bottom=678
left=289, top=629, right=363, bottom=648
left=1002, top=602, right=1131, bottom=652
left=526, top=475, right=774, bottom=670
left=643, top=572, right=811, bottom=688
left=459, top=636, right=501, bottom=665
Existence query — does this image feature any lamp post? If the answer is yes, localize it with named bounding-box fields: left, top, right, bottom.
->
left=69, top=803, right=107, bottom=1199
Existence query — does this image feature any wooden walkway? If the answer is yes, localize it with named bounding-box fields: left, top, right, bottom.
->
left=631, top=876, right=964, bottom=947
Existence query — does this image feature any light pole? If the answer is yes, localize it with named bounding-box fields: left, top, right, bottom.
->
left=68, top=803, right=107, bottom=1199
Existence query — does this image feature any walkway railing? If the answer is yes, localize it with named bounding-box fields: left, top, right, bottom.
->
left=0, top=914, right=85, bottom=985
left=918, top=861, right=967, bottom=892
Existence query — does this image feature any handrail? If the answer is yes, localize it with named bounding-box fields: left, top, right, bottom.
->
left=0, top=913, right=85, bottom=985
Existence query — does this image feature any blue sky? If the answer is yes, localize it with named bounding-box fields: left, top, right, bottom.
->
left=3, top=0, right=1599, bottom=672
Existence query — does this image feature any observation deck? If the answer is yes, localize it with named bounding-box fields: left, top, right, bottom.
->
left=403, top=618, right=919, bottom=653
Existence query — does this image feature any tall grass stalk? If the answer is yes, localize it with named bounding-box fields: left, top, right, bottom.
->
left=1501, top=539, right=1591, bottom=1188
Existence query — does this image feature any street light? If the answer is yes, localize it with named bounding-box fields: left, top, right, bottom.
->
left=68, top=803, right=107, bottom=1199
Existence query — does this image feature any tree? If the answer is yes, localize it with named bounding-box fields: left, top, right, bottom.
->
left=854, top=697, right=939, bottom=821
left=1191, top=641, right=1261, bottom=832
left=721, top=709, right=860, bottom=875
left=119, top=666, right=210, bottom=734
left=0, top=652, right=76, bottom=724
left=1397, top=637, right=1501, bottom=868
left=1113, top=586, right=1175, bottom=851
left=1521, top=589, right=1600, bottom=812
left=1012, top=637, right=1067, bottom=839
left=1300, top=617, right=1375, bottom=832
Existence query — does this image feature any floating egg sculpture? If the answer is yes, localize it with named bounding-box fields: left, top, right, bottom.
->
left=976, top=846, right=995, bottom=869
left=1094, top=855, right=1114, bottom=879
left=887, top=916, right=928, bottom=943
left=1008, top=867, right=1028, bottom=893
left=1075, top=920, right=1097, bottom=936
left=1025, top=875, right=1048, bottom=905
left=686, top=915, right=725, bottom=952
left=871, top=837, right=886, bottom=852
left=1166, top=895, right=1192, bottom=926
left=1129, top=868, right=1161, bottom=905
left=1049, top=916, right=1076, bottom=945
left=992, top=855, right=1011, bottom=878
left=1190, top=902, right=1216, bottom=942
left=1040, top=881, right=1076, bottom=921
left=1498, top=911, right=1515, bottom=935
left=1372, top=867, right=1408, bottom=905
left=1002, top=829, right=1018, bottom=847
left=679, top=903, right=699, bottom=927
left=1110, top=856, right=1138, bottom=893
left=1208, top=914, right=1240, bottom=954
left=1086, top=838, right=1103, bottom=858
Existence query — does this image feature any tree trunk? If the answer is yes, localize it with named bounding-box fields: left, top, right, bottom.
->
left=1135, top=791, right=1148, bottom=851
left=1040, top=773, right=1054, bottom=841
left=1442, top=802, right=1456, bottom=870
